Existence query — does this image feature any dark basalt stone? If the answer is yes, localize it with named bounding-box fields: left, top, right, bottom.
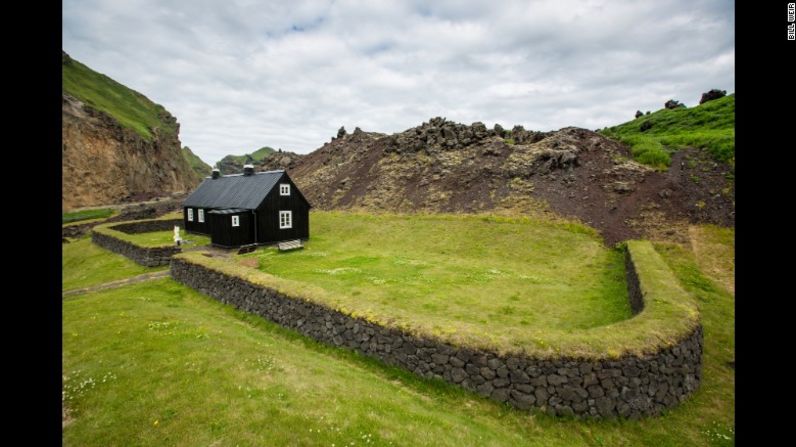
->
left=167, top=247, right=704, bottom=419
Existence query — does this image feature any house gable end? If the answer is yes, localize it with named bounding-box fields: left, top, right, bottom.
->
left=255, top=172, right=311, bottom=211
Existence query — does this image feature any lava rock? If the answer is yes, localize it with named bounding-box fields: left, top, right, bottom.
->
left=664, top=99, right=685, bottom=109
left=699, top=89, right=726, bottom=104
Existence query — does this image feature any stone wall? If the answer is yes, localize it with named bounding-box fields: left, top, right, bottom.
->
left=110, top=218, right=182, bottom=234
left=625, top=251, right=645, bottom=315
left=91, top=219, right=183, bottom=267
left=170, top=251, right=703, bottom=419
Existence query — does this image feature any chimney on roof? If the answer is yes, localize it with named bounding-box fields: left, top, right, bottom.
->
left=211, top=166, right=220, bottom=179
left=243, top=164, right=255, bottom=176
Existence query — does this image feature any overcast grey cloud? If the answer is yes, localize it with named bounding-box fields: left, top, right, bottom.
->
left=63, top=0, right=734, bottom=165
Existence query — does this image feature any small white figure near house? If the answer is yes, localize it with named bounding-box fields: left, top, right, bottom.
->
left=174, top=225, right=182, bottom=246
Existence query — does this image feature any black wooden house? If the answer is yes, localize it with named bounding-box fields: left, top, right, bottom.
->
left=182, top=166, right=311, bottom=247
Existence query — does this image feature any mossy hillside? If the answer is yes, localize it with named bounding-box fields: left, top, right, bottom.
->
left=62, top=53, right=178, bottom=140
left=216, top=146, right=276, bottom=169
left=182, top=146, right=212, bottom=178
left=600, top=94, right=734, bottom=169
left=175, top=214, right=698, bottom=358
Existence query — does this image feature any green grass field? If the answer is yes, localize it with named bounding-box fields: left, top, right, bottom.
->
left=237, top=212, right=631, bottom=352
left=123, top=229, right=211, bottom=248
left=600, top=94, right=734, bottom=169
left=63, top=208, right=115, bottom=224
left=62, top=224, right=735, bottom=446
left=63, top=237, right=166, bottom=291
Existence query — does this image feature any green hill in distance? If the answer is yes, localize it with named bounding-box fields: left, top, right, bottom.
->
left=600, top=94, right=734, bottom=169
left=182, top=146, right=212, bottom=178
left=216, top=146, right=277, bottom=174
left=62, top=51, right=178, bottom=140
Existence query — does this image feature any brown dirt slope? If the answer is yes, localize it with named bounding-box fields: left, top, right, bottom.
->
left=281, top=118, right=734, bottom=244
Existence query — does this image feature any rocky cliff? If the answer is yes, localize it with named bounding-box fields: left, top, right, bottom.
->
left=62, top=52, right=199, bottom=210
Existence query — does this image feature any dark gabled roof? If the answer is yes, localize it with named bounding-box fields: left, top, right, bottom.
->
left=207, top=208, right=248, bottom=215
left=183, top=170, right=284, bottom=209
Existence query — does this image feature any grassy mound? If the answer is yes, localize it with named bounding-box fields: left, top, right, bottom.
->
left=62, top=53, right=178, bottom=140
left=176, top=212, right=698, bottom=357
left=600, top=94, right=734, bottom=169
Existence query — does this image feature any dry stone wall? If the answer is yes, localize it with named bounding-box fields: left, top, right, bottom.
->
left=110, top=218, right=183, bottom=234
left=170, top=250, right=703, bottom=419
left=91, top=219, right=182, bottom=267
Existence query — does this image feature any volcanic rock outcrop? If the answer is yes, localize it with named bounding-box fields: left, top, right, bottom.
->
left=287, top=117, right=734, bottom=244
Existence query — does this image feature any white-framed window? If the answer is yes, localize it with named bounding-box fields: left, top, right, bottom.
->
left=231, top=215, right=240, bottom=227
left=187, top=208, right=194, bottom=221
left=280, top=184, right=291, bottom=196
left=198, top=209, right=205, bottom=223
left=279, top=210, right=292, bottom=229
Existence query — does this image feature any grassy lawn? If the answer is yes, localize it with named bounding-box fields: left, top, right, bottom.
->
left=237, top=211, right=631, bottom=352
left=63, top=237, right=166, bottom=291
left=62, top=229, right=734, bottom=446
left=159, top=211, right=184, bottom=220
left=123, top=229, right=210, bottom=248
left=600, top=94, right=734, bottom=169
left=688, top=225, right=734, bottom=295
left=63, top=208, right=115, bottom=224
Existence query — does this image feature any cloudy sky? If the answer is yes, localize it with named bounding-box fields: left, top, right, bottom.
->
left=63, top=0, right=734, bottom=165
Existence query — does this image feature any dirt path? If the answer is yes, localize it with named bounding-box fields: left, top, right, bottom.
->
left=63, top=270, right=170, bottom=298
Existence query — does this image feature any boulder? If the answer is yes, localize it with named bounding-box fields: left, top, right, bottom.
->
left=699, top=89, right=727, bottom=104
left=664, top=99, right=685, bottom=109
left=471, top=122, right=488, bottom=139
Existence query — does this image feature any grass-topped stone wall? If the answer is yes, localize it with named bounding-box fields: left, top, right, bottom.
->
left=170, top=240, right=702, bottom=419
left=92, top=218, right=184, bottom=267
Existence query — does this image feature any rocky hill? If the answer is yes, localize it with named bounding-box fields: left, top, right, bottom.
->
left=287, top=118, right=734, bottom=244
left=62, top=52, right=199, bottom=210
left=254, top=149, right=305, bottom=172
